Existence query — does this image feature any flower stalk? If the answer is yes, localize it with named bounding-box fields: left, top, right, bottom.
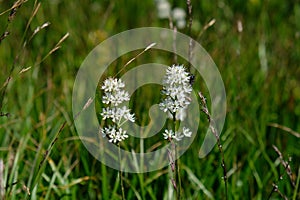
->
left=160, top=64, right=193, bottom=199
left=99, top=77, right=135, bottom=200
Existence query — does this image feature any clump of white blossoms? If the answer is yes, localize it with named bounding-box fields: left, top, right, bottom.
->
left=100, top=77, right=135, bottom=144
left=159, top=64, right=193, bottom=141
left=172, top=7, right=186, bottom=29
left=159, top=64, right=192, bottom=117
left=155, top=0, right=171, bottom=19
left=154, top=0, right=186, bottom=29
left=163, top=127, right=192, bottom=142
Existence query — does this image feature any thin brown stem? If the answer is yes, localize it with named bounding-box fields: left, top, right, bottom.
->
left=267, top=183, right=288, bottom=200
left=187, top=0, right=193, bottom=71
left=198, top=92, right=228, bottom=200
left=272, top=145, right=295, bottom=187
left=267, top=145, right=293, bottom=200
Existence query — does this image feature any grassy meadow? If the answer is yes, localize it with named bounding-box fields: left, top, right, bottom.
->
left=0, top=0, right=300, bottom=199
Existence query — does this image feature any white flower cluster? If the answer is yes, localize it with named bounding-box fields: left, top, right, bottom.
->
left=101, top=78, right=130, bottom=106
left=160, top=65, right=193, bottom=141
left=101, top=106, right=135, bottom=124
left=154, top=0, right=186, bottom=29
left=155, top=0, right=171, bottom=19
left=159, top=65, right=192, bottom=115
left=172, top=8, right=186, bottom=29
left=100, top=77, right=135, bottom=144
left=100, top=126, right=128, bottom=144
left=163, top=127, right=192, bottom=141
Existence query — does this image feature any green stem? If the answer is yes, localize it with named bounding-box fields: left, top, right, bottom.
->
left=118, top=143, right=126, bottom=200
left=101, top=164, right=109, bottom=200
left=139, top=138, right=146, bottom=200
left=100, top=126, right=109, bottom=200
left=172, top=113, right=181, bottom=200
left=176, top=150, right=182, bottom=200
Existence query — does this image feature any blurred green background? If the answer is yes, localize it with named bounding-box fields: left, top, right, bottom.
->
left=0, top=0, right=300, bottom=199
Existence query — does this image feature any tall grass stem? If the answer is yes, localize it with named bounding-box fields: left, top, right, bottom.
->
left=118, top=143, right=126, bottom=200
left=198, top=92, right=228, bottom=200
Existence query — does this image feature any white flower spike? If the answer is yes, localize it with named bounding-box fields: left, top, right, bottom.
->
left=159, top=64, right=192, bottom=120
left=100, top=77, right=135, bottom=143
left=160, top=65, right=193, bottom=141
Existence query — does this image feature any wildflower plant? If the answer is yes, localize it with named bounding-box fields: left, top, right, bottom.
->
left=98, top=77, right=135, bottom=199
left=159, top=64, right=193, bottom=199
left=100, top=77, right=135, bottom=144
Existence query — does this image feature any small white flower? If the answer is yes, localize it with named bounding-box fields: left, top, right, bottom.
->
left=172, top=8, right=186, bottom=21
left=163, top=129, right=175, bottom=140
left=176, top=19, right=186, bottom=29
left=101, top=126, right=116, bottom=139
left=101, top=106, right=135, bottom=125
left=102, top=90, right=129, bottom=106
left=163, top=127, right=192, bottom=141
left=101, top=107, right=114, bottom=120
left=156, top=0, right=171, bottom=19
left=114, top=106, right=135, bottom=124
left=175, top=108, right=187, bottom=121
left=117, top=127, right=128, bottom=141
left=108, top=128, right=119, bottom=143
left=172, top=8, right=186, bottom=29
left=120, top=106, right=135, bottom=122
left=100, top=127, right=106, bottom=138
left=102, top=126, right=129, bottom=143
left=182, top=127, right=192, bottom=137
left=174, top=131, right=184, bottom=141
